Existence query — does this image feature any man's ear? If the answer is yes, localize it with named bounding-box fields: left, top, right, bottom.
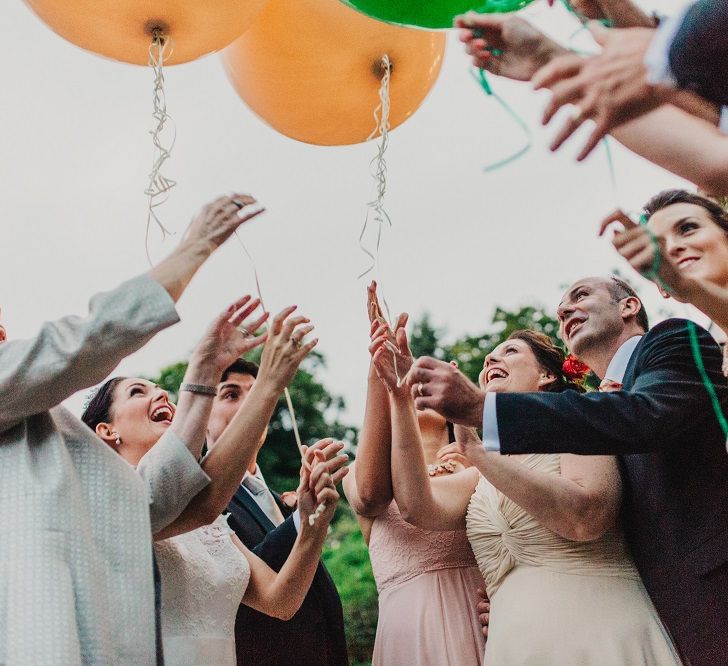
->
left=621, top=296, right=642, bottom=322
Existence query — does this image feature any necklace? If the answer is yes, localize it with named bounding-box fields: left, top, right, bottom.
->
left=427, top=460, right=456, bottom=477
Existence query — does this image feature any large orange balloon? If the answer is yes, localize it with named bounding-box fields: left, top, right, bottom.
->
left=221, top=0, right=445, bottom=146
left=24, top=1, right=267, bottom=65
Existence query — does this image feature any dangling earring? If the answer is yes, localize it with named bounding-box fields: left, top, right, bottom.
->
left=112, top=431, right=122, bottom=446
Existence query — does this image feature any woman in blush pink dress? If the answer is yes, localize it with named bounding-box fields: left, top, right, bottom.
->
left=343, top=284, right=485, bottom=666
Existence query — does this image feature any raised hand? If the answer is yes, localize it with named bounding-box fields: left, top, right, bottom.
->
left=599, top=209, right=691, bottom=300
left=257, top=306, right=318, bottom=395
left=408, top=357, right=485, bottom=427
left=456, top=14, right=566, bottom=82
left=453, top=424, right=485, bottom=463
left=297, top=447, right=342, bottom=532
left=370, top=324, right=414, bottom=392
left=564, top=0, right=656, bottom=28
left=182, top=193, right=265, bottom=255
left=533, top=24, right=662, bottom=160
left=187, top=296, right=268, bottom=383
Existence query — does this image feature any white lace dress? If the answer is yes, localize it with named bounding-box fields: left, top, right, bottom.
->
left=154, top=515, right=251, bottom=665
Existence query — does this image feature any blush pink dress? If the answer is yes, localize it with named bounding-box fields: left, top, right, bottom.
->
left=368, top=500, right=486, bottom=666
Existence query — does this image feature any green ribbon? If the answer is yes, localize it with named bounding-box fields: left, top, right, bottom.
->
left=472, top=68, right=532, bottom=171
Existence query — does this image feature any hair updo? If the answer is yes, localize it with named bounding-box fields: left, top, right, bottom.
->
left=506, top=330, right=585, bottom=393
left=82, top=377, right=127, bottom=433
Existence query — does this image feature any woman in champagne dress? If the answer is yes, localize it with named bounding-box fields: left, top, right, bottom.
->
left=343, top=284, right=485, bottom=665
left=371, top=324, right=681, bottom=665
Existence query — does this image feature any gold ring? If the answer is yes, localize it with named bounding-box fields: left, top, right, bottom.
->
left=232, top=199, right=247, bottom=210
left=291, top=337, right=302, bottom=349
left=240, top=326, right=251, bottom=337
left=418, top=382, right=425, bottom=397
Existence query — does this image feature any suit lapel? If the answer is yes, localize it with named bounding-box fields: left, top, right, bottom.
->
left=233, top=485, right=277, bottom=533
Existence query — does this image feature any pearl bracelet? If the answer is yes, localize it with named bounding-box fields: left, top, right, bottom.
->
left=179, top=382, right=218, bottom=396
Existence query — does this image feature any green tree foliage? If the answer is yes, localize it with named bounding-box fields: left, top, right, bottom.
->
left=322, top=504, right=378, bottom=665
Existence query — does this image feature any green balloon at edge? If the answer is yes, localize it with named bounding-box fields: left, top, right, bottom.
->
left=340, top=0, right=535, bottom=29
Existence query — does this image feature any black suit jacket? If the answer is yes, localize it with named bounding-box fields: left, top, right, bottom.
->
left=668, top=0, right=728, bottom=106
left=495, top=319, right=728, bottom=666
left=226, top=484, right=348, bottom=666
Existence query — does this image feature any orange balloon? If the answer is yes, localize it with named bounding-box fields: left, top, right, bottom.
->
left=221, top=0, right=445, bottom=146
left=23, top=0, right=268, bottom=65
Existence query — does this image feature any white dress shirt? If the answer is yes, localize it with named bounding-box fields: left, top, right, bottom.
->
left=482, top=336, right=643, bottom=453
left=241, top=465, right=301, bottom=532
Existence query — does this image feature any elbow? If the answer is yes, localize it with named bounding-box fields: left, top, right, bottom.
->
left=562, top=498, right=614, bottom=543
left=353, top=488, right=391, bottom=518
left=271, top=600, right=301, bottom=621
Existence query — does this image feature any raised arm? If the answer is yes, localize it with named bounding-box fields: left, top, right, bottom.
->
left=0, top=193, right=263, bottom=434
left=240, top=450, right=341, bottom=619
left=344, top=283, right=403, bottom=517
left=457, top=426, right=621, bottom=541
left=372, top=326, right=477, bottom=531
left=155, top=305, right=318, bottom=539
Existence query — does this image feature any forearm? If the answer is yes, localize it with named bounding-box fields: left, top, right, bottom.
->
left=466, top=447, right=602, bottom=541
left=0, top=275, right=178, bottom=433
left=678, top=279, right=728, bottom=333
left=158, top=381, right=279, bottom=537
left=147, top=238, right=211, bottom=303
left=168, top=360, right=221, bottom=461
left=600, top=0, right=656, bottom=28
left=389, top=391, right=465, bottom=531
left=351, top=369, right=394, bottom=515
left=612, top=106, right=728, bottom=195
left=244, top=527, right=326, bottom=620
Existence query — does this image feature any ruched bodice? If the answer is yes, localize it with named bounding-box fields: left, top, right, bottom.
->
left=465, top=454, right=680, bottom=665
left=466, top=453, right=638, bottom=596
left=369, top=499, right=479, bottom=592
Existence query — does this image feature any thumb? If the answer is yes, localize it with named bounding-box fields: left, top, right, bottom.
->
left=588, top=21, right=609, bottom=46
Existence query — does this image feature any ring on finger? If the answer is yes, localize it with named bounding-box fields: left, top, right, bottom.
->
left=290, top=337, right=302, bottom=350
left=231, top=198, right=248, bottom=210
left=418, top=382, right=425, bottom=397
left=240, top=326, right=251, bottom=337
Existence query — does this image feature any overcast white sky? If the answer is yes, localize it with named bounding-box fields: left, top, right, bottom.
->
left=2, top=0, right=694, bottom=424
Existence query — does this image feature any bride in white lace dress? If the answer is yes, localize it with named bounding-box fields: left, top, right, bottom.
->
left=82, top=301, right=347, bottom=665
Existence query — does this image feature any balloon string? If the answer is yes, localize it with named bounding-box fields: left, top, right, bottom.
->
left=145, top=31, right=177, bottom=265
left=472, top=68, right=532, bottom=171
left=357, top=55, right=407, bottom=387
left=234, top=232, right=305, bottom=458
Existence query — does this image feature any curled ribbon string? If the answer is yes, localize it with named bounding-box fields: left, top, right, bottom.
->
left=357, top=56, right=408, bottom=387
left=234, top=232, right=305, bottom=458
left=145, top=31, right=177, bottom=265
left=233, top=232, right=325, bottom=528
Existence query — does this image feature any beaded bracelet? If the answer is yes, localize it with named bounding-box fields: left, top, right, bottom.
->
left=179, top=383, right=217, bottom=396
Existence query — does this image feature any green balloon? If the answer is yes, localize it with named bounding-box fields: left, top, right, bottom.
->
left=340, top=0, right=535, bottom=29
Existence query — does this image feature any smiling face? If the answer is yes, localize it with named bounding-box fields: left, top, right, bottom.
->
left=479, top=338, right=553, bottom=394
left=557, top=278, right=629, bottom=358
left=648, top=202, right=728, bottom=287
left=100, top=378, right=176, bottom=457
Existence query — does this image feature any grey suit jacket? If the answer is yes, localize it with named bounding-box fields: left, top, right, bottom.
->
left=0, top=275, right=210, bottom=665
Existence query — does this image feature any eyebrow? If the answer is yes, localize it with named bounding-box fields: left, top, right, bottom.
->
left=558, top=285, right=590, bottom=310
left=218, top=383, right=242, bottom=392
left=127, top=381, right=148, bottom=392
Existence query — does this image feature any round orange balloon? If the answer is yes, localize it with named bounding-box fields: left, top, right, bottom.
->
left=24, top=1, right=268, bottom=65
left=221, top=0, right=445, bottom=146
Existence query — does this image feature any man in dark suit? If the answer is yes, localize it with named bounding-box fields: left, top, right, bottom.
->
left=206, top=359, right=348, bottom=666
left=408, top=276, right=728, bottom=666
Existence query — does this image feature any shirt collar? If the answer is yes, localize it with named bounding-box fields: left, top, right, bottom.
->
left=242, top=464, right=266, bottom=487
left=603, top=335, right=642, bottom=383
